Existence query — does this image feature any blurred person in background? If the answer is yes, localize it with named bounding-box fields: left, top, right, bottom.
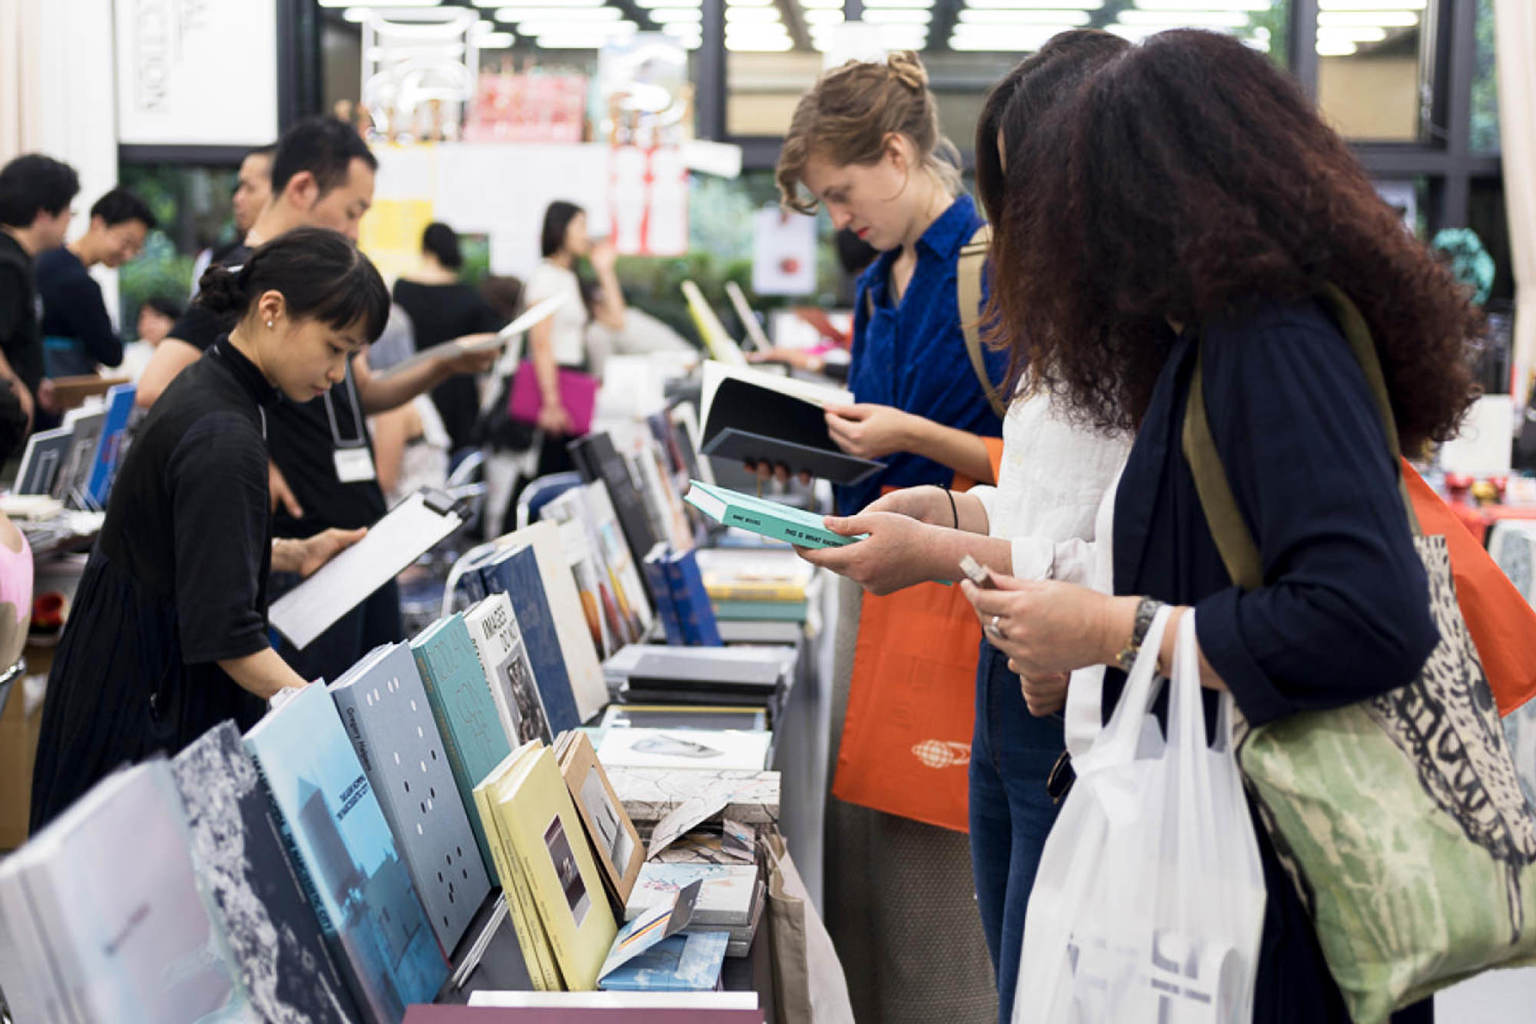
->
left=119, top=295, right=182, bottom=382
left=0, top=153, right=79, bottom=431
left=392, top=221, right=505, bottom=452
left=37, top=187, right=156, bottom=378
left=190, top=144, right=275, bottom=291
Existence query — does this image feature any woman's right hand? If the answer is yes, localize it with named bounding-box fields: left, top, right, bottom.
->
left=537, top=401, right=574, bottom=436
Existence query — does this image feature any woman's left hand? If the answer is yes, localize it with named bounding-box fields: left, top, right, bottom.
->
left=960, top=573, right=1118, bottom=679
left=794, top=511, right=934, bottom=595
left=296, top=527, right=368, bottom=578
left=824, top=403, right=917, bottom=459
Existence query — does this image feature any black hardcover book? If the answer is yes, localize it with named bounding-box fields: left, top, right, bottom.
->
left=568, top=432, right=658, bottom=572
left=171, top=721, right=359, bottom=1024
left=701, top=428, right=883, bottom=487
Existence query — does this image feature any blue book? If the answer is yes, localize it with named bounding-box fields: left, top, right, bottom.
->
left=643, top=543, right=686, bottom=646
left=410, top=614, right=511, bottom=882
left=598, top=930, right=730, bottom=992
left=665, top=548, right=723, bottom=647
left=172, top=722, right=358, bottom=1023
left=331, top=642, right=493, bottom=957
left=84, top=382, right=135, bottom=509
left=244, top=683, right=449, bottom=1024
left=476, top=543, right=583, bottom=733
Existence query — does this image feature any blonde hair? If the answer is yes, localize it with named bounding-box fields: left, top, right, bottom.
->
left=776, top=51, right=962, bottom=215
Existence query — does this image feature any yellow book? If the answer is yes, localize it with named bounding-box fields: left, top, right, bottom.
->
left=473, top=744, right=561, bottom=990
left=491, top=746, right=619, bottom=990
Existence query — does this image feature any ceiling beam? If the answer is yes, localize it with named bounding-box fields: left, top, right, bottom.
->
left=777, top=0, right=813, bottom=51
left=610, top=0, right=660, bottom=32
left=928, top=0, right=961, bottom=53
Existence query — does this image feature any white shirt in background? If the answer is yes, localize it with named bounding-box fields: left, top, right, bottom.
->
left=523, top=260, right=588, bottom=368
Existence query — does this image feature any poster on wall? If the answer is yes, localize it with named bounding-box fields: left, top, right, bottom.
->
left=751, top=208, right=817, bottom=296
left=114, top=0, right=279, bottom=146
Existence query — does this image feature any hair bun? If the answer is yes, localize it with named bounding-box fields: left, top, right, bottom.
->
left=194, top=264, right=247, bottom=318
left=887, top=50, right=928, bottom=91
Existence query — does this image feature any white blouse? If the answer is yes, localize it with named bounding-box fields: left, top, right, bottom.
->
left=523, top=260, right=588, bottom=368
left=967, top=384, right=1130, bottom=585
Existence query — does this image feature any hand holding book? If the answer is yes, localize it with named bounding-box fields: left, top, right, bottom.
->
left=794, top=510, right=941, bottom=596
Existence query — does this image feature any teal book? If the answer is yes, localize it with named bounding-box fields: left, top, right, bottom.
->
left=410, top=613, right=512, bottom=883
left=683, top=480, right=861, bottom=549
left=712, top=599, right=808, bottom=622
left=243, top=683, right=449, bottom=1024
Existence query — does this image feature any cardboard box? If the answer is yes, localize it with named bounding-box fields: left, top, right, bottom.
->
left=0, top=650, right=49, bottom=850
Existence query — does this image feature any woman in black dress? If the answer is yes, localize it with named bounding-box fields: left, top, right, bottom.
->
left=961, top=29, right=1477, bottom=1024
left=392, top=222, right=505, bottom=451
left=30, top=227, right=391, bottom=831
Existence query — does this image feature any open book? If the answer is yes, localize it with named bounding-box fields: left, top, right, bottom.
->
left=697, top=361, right=883, bottom=486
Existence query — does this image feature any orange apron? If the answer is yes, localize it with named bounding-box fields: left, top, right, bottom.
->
left=830, top=439, right=1005, bottom=832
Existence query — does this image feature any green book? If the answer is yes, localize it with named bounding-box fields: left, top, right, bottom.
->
left=684, top=479, right=862, bottom=549
left=712, top=599, right=808, bottom=622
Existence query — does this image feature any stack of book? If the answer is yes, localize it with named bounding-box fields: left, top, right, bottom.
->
left=694, top=547, right=815, bottom=625
left=641, top=542, right=722, bottom=647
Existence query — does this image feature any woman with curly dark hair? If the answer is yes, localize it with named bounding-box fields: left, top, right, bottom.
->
left=960, top=29, right=1476, bottom=1024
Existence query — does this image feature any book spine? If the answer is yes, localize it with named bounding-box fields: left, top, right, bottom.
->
left=662, top=559, right=699, bottom=646
left=644, top=557, right=685, bottom=645
left=474, top=789, right=559, bottom=990
left=676, top=553, right=722, bottom=647
left=704, top=582, right=806, bottom=602
left=721, top=508, right=837, bottom=549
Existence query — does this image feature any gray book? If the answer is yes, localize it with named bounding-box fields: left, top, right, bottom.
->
left=331, top=642, right=493, bottom=956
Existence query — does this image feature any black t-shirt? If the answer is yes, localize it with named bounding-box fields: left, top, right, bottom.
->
left=391, top=278, right=505, bottom=451
left=37, top=247, right=122, bottom=372
left=0, top=231, right=43, bottom=399
left=174, top=243, right=387, bottom=537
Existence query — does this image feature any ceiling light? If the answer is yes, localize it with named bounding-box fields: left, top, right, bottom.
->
left=804, top=8, right=843, bottom=24
left=962, top=0, right=1103, bottom=8
left=727, top=35, right=794, bottom=50
left=726, top=0, right=776, bottom=6
left=477, top=0, right=602, bottom=5
left=1315, top=39, right=1358, bottom=55
left=958, top=8, right=1090, bottom=24
left=475, top=31, right=516, bottom=46
left=801, top=0, right=844, bottom=7
left=537, top=26, right=639, bottom=47
left=495, top=5, right=620, bottom=21
left=726, top=8, right=782, bottom=24
left=322, top=0, right=440, bottom=6
left=637, top=0, right=699, bottom=6
left=1117, top=10, right=1250, bottom=27
left=1316, top=24, right=1389, bottom=41
left=948, top=28, right=1064, bottom=50
left=865, top=8, right=932, bottom=22
left=1131, top=0, right=1269, bottom=9
left=1319, top=0, right=1424, bottom=8
left=649, top=7, right=701, bottom=21
left=1317, top=10, right=1420, bottom=27
left=863, top=0, right=935, bottom=8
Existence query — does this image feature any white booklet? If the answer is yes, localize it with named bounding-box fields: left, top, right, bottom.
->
left=269, top=488, right=461, bottom=650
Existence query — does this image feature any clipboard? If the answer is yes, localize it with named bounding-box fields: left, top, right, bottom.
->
left=375, top=293, right=567, bottom=378
left=268, top=488, right=462, bottom=650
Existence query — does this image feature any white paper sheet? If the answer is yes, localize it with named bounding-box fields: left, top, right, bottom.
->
left=269, top=490, right=461, bottom=650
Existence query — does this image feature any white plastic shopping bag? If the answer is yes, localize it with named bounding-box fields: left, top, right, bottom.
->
left=1013, top=609, right=1267, bottom=1024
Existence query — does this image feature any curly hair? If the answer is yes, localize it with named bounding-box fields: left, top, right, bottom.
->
left=987, top=29, right=1480, bottom=453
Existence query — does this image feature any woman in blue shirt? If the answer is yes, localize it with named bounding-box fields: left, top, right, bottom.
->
left=774, top=50, right=1006, bottom=1024
left=963, top=29, right=1474, bottom=1024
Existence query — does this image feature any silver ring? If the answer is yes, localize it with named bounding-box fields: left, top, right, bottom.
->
left=988, top=614, right=1005, bottom=640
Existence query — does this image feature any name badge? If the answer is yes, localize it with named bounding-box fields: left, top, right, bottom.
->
left=334, top=446, right=377, bottom=484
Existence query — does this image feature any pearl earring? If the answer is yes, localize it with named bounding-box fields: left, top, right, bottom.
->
left=266, top=320, right=274, bottom=328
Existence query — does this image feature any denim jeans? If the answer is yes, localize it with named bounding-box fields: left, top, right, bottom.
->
left=969, top=639, right=1066, bottom=1024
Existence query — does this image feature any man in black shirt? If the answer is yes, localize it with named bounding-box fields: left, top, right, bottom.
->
left=139, top=117, right=496, bottom=683
left=0, top=154, right=79, bottom=430
left=37, top=188, right=156, bottom=377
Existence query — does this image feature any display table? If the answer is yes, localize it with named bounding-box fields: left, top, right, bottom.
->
left=1447, top=501, right=1536, bottom=545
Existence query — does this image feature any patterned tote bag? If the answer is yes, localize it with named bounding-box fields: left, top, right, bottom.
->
left=1181, top=286, right=1536, bottom=1024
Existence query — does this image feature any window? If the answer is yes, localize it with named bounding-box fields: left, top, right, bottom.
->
left=1315, top=1, right=1427, bottom=142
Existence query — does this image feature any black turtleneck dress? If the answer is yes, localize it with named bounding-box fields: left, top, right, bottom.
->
left=30, top=336, right=279, bottom=831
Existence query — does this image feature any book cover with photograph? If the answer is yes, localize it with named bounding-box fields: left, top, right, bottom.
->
left=490, top=745, right=618, bottom=990
left=557, top=731, right=644, bottom=905
left=596, top=728, right=772, bottom=773
left=477, top=542, right=583, bottom=734
left=625, top=863, right=761, bottom=928
left=465, top=593, right=555, bottom=749
left=172, top=722, right=357, bottom=1023
left=244, top=683, right=449, bottom=1023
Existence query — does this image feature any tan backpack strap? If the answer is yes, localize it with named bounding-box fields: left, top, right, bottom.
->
left=1181, top=286, right=1421, bottom=591
left=956, top=224, right=1008, bottom=419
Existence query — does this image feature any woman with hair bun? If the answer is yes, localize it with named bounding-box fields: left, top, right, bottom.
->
left=30, top=227, right=390, bottom=831
left=773, top=49, right=1005, bottom=1024
left=393, top=220, right=506, bottom=451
